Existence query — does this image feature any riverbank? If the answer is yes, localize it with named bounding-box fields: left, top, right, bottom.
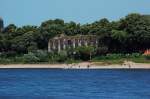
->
left=0, top=61, right=150, bottom=69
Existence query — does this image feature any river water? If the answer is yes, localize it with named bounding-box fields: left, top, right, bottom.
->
left=0, top=69, right=150, bottom=99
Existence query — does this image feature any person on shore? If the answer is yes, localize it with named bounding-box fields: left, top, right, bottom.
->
left=128, top=62, right=132, bottom=69
left=70, top=64, right=73, bottom=69
left=129, top=64, right=131, bottom=69
left=87, top=65, right=90, bottom=69
left=66, top=64, right=69, bottom=69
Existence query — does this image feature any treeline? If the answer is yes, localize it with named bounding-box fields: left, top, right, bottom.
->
left=0, top=13, right=150, bottom=61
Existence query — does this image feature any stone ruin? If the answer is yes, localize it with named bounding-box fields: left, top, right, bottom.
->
left=48, top=34, right=99, bottom=52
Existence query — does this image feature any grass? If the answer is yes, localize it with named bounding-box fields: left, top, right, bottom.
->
left=0, top=54, right=150, bottom=65
left=130, top=57, right=150, bottom=63
left=92, top=59, right=124, bottom=65
left=92, top=56, right=150, bottom=65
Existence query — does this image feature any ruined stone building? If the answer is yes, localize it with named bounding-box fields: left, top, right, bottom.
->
left=0, top=17, right=4, bottom=32
left=48, top=34, right=99, bottom=52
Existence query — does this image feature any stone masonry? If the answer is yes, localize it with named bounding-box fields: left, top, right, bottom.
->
left=48, top=34, right=98, bottom=52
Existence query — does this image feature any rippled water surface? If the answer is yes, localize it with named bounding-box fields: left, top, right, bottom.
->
left=0, top=69, right=150, bottom=99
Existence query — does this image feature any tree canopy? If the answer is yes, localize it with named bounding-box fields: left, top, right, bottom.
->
left=0, top=13, right=150, bottom=56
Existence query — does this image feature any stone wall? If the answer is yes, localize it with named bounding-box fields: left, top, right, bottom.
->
left=48, top=35, right=98, bottom=52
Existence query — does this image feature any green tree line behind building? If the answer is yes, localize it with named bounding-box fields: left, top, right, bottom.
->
left=0, top=13, right=150, bottom=64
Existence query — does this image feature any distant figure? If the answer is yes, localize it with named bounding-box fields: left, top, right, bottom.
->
left=122, top=63, right=126, bottom=67
left=128, top=62, right=132, bottom=69
left=87, top=65, right=90, bottom=69
left=79, top=65, right=80, bottom=69
left=124, top=60, right=132, bottom=69
left=70, top=65, right=73, bottom=69
left=129, top=64, right=131, bottom=69
left=123, top=60, right=131, bottom=69
left=66, top=64, right=69, bottom=69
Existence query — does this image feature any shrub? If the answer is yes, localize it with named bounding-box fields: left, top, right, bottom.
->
left=27, top=45, right=38, bottom=52
left=92, top=56, right=105, bottom=60
left=75, top=46, right=95, bottom=60
left=105, top=54, right=123, bottom=59
left=34, top=50, right=48, bottom=62
left=14, top=56, right=24, bottom=63
left=128, top=53, right=142, bottom=58
left=47, top=51, right=68, bottom=63
left=22, top=52, right=40, bottom=63
left=57, top=51, right=68, bottom=62
left=0, top=58, right=13, bottom=64
left=0, top=51, right=17, bottom=58
left=96, top=46, right=108, bottom=55
left=144, top=55, right=150, bottom=60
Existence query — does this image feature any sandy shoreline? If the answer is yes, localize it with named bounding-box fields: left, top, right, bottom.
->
left=0, top=62, right=150, bottom=69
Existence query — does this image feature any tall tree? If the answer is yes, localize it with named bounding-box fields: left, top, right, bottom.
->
left=119, top=13, right=150, bottom=52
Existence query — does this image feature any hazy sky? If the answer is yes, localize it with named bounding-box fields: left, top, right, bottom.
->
left=0, top=0, right=150, bottom=26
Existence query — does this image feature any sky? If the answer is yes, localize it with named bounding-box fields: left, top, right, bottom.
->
left=0, top=0, right=150, bottom=27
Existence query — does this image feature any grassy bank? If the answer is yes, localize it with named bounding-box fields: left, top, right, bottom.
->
left=92, top=53, right=150, bottom=65
left=0, top=52, right=150, bottom=65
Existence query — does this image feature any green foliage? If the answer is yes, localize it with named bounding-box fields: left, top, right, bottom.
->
left=57, top=51, right=68, bottom=62
left=22, top=52, right=40, bottom=63
left=111, top=30, right=128, bottom=43
left=0, top=58, right=12, bottom=64
left=128, top=53, right=142, bottom=58
left=92, top=53, right=142, bottom=61
left=33, top=50, right=48, bottom=62
left=1, top=13, right=150, bottom=54
left=118, top=13, right=150, bottom=51
left=64, top=21, right=81, bottom=36
left=75, top=46, right=95, bottom=60
left=105, top=54, right=124, bottom=59
left=47, top=51, right=68, bottom=63
left=144, top=55, right=150, bottom=60
left=0, top=13, right=150, bottom=64
left=0, top=51, right=17, bottom=58
left=17, top=50, right=49, bottom=63
left=96, top=46, right=108, bottom=55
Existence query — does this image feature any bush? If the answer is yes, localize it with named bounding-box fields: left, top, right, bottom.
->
left=14, top=56, right=24, bottom=63
left=144, top=55, right=150, bottom=60
left=22, top=52, right=40, bottom=63
left=47, top=51, right=68, bottom=63
left=0, top=58, right=12, bottom=64
left=92, top=56, right=105, bottom=60
left=34, top=50, right=48, bottom=62
left=92, top=53, right=125, bottom=60
left=0, top=51, right=17, bottom=58
left=96, top=46, right=108, bottom=55
left=57, top=51, right=68, bottom=62
left=128, top=53, right=142, bottom=58
left=75, top=46, right=95, bottom=60
left=105, top=54, right=123, bottom=59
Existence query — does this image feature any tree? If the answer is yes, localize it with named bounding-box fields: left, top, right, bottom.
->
left=96, top=46, right=108, bottom=55
left=75, top=46, right=95, bottom=60
left=111, top=30, right=128, bottom=52
left=64, top=21, right=81, bottom=36
left=118, top=13, right=150, bottom=52
left=89, top=18, right=112, bottom=52
left=37, top=19, right=65, bottom=49
left=11, top=31, right=37, bottom=53
left=3, top=24, right=17, bottom=34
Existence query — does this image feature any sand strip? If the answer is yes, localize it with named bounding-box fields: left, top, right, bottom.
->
left=0, top=62, right=150, bottom=69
